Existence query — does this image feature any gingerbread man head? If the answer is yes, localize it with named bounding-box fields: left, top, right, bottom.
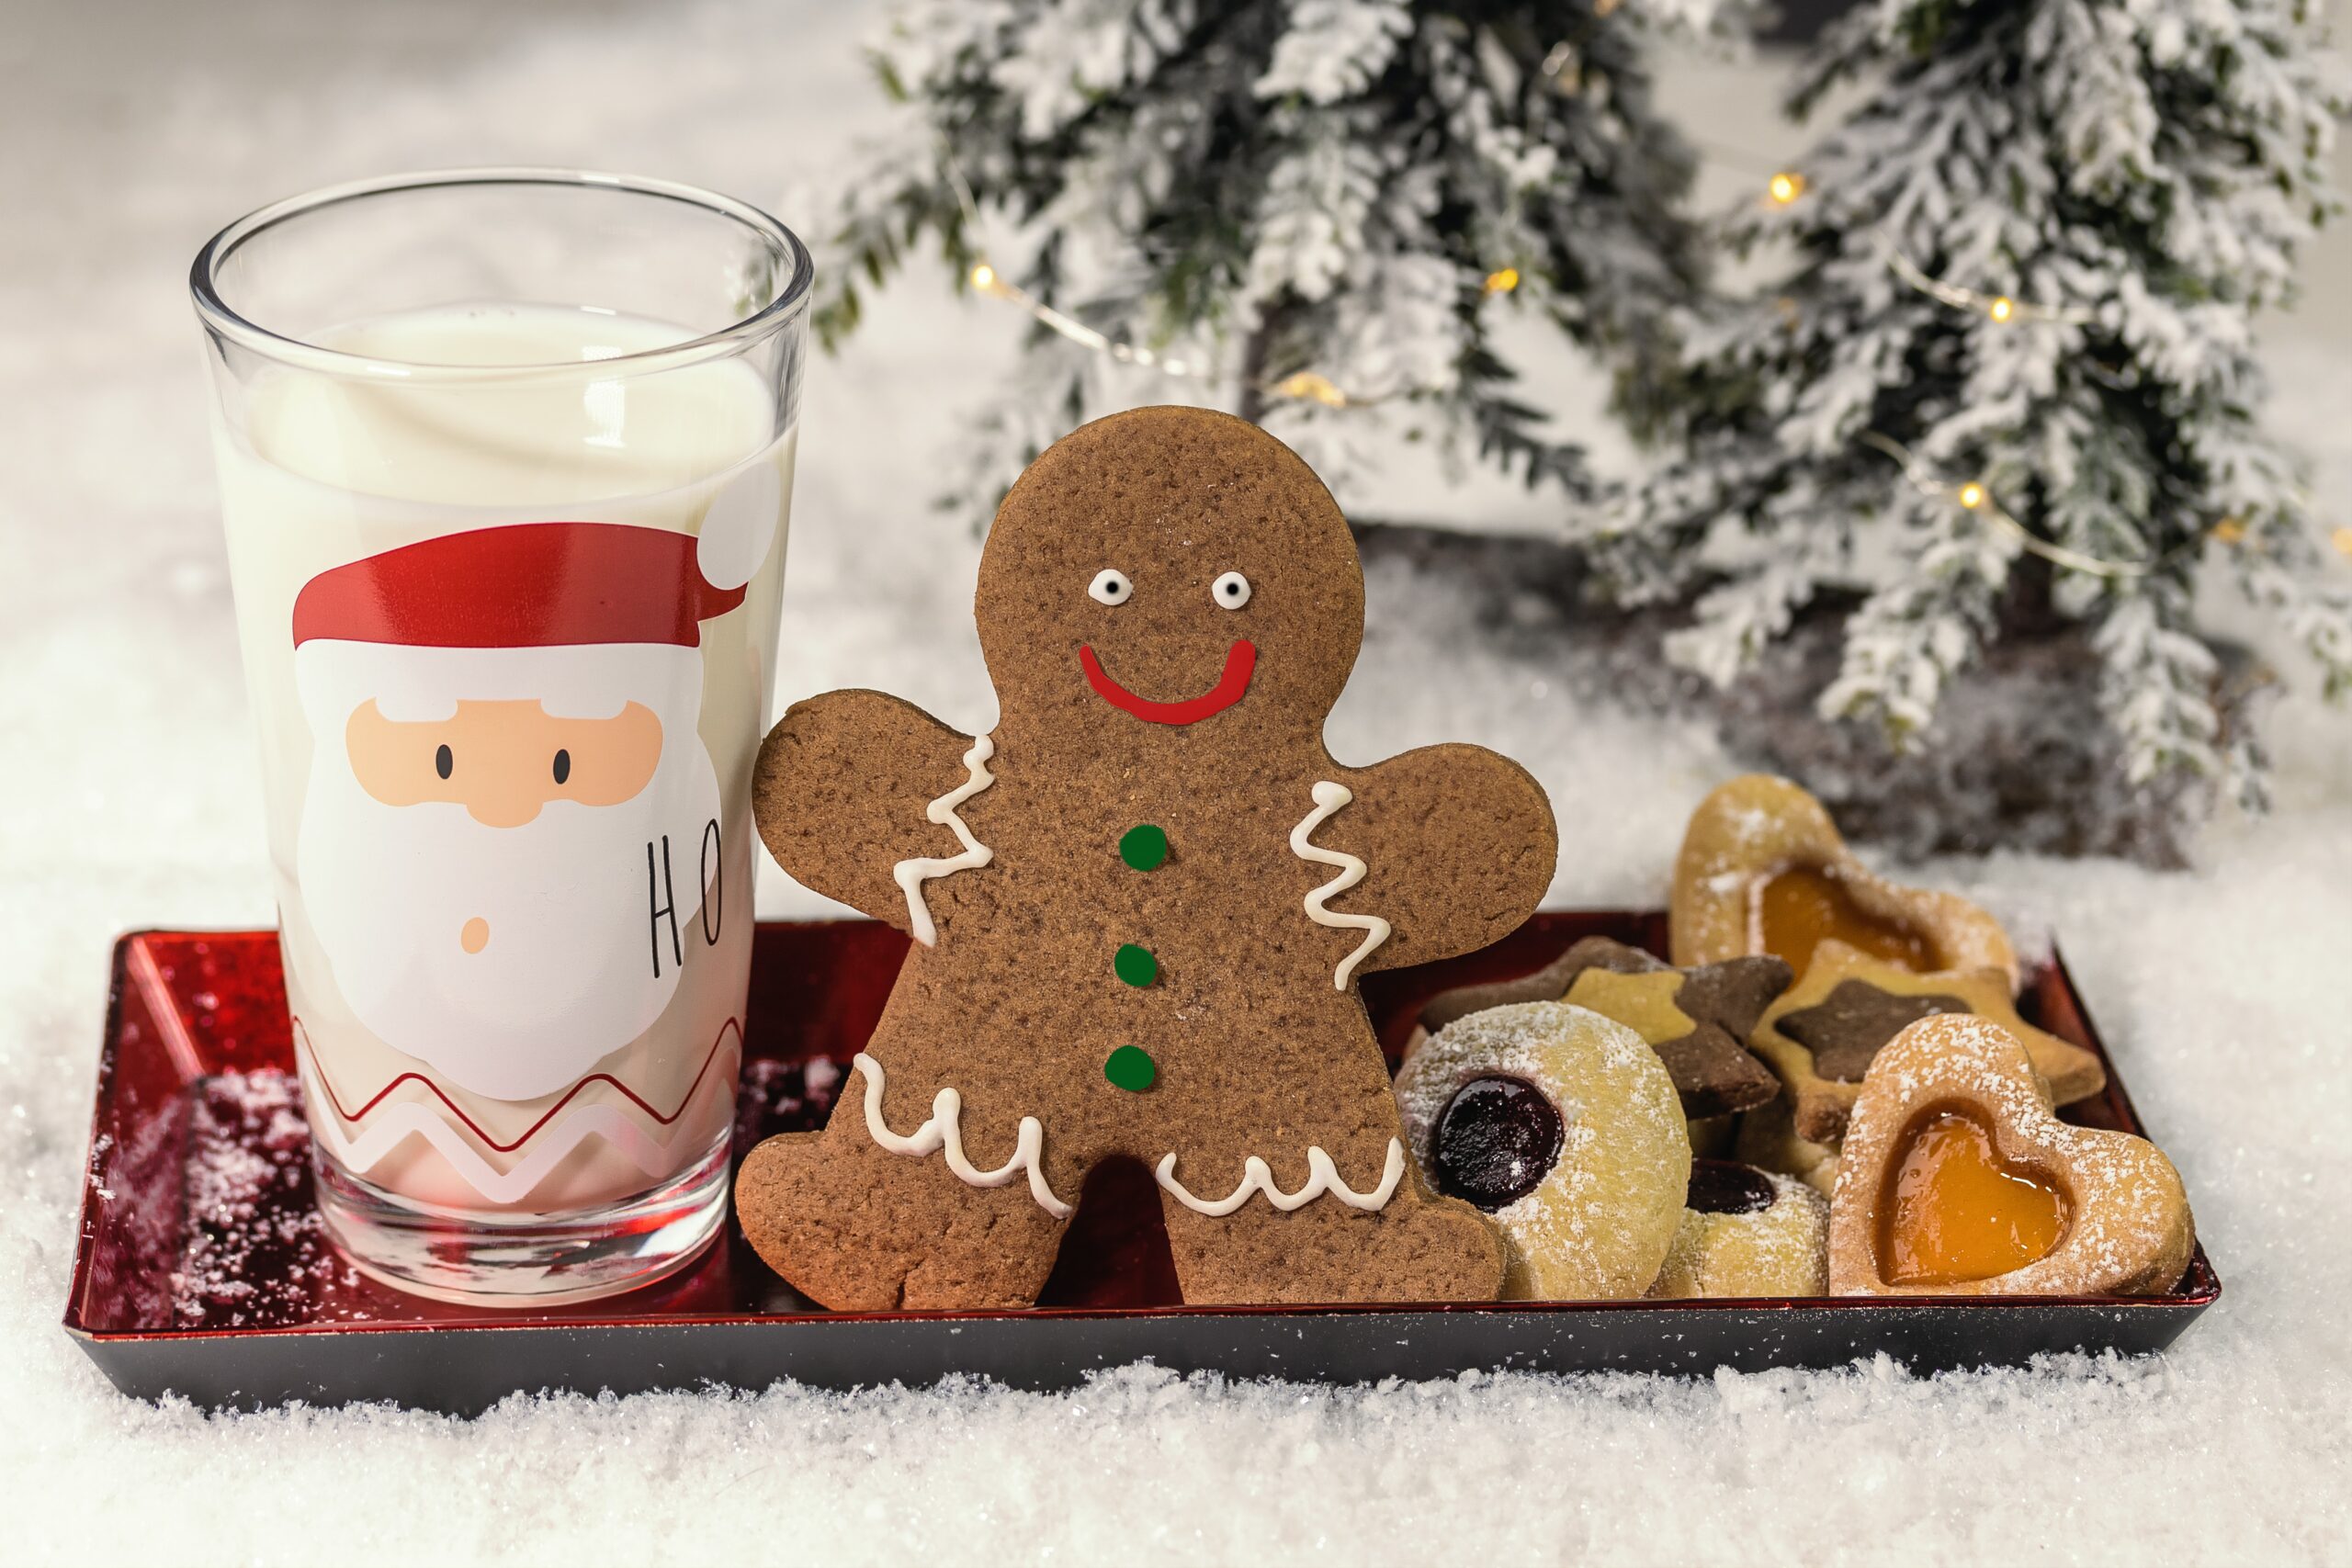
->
left=976, top=407, right=1363, bottom=741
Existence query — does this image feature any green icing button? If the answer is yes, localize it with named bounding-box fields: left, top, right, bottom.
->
left=1104, top=1045, right=1157, bottom=1092
left=1119, top=823, right=1169, bottom=871
left=1114, top=943, right=1158, bottom=987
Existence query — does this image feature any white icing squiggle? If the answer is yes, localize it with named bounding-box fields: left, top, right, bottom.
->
left=1155, top=1140, right=1407, bottom=1216
left=855, top=1051, right=1072, bottom=1219
left=891, top=735, right=997, bottom=946
left=1290, top=780, right=1393, bottom=989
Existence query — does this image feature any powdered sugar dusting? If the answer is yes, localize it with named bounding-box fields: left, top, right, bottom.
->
left=1396, top=1002, right=1690, bottom=1299
left=1832, top=1017, right=2193, bottom=1296
left=1651, top=1171, right=1828, bottom=1299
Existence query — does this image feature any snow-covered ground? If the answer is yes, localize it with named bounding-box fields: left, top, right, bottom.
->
left=3, top=1, right=2349, bottom=1562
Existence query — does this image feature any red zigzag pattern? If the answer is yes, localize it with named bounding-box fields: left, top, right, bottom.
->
left=297, top=1017, right=743, bottom=1154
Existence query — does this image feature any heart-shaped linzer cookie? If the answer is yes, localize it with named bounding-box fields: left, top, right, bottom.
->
left=1828, top=1014, right=2194, bottom=1297
left=1670, top=775, right=2018, bottom=990
left=1749, top=939, right=2105, bottom=1145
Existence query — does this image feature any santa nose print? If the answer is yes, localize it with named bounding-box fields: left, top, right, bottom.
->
left=344, top=698, right=663, bottom=830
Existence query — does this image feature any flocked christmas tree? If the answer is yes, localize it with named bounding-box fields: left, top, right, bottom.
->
left=1618, top=0, right=2350, bottom=821
left=807, top=0, right=1747, bottom=520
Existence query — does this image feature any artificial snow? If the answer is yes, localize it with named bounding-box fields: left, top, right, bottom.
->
left=2, top=0, right=2349, bottom=1562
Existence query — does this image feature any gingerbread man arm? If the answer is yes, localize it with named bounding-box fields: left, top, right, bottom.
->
left=752, top=691, right=988, bottom=931
left=1314, top=745, right=1556, bottom=976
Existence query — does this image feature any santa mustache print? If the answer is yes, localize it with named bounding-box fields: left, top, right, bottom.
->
left=289, top=516, right=763, bottom=1102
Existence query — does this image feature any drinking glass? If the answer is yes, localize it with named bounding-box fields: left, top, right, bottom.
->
left=191, top=169, right=810, bottom=1303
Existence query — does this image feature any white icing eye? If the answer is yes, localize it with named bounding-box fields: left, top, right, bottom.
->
left=1212, top=570, right=1252, bottom=609
left=1089, top=569, right=1133, bottom=605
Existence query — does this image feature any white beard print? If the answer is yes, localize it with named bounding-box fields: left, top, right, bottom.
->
left=295, top=642, right=725, bottom=1102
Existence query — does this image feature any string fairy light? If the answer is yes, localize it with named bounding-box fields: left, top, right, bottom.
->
left=942, top=145, right=1236, bottom=391
left=1860, top=432, right=2226, bottom=580
left=1717, top=146, right=2094, bottom=329
left=1695, top=137, right=2345, bottom=575
left=936, top=138, right=1540, bottom=412
left=1883, top=249, right=2098, bottom=326
left=966, top=255, right=1204, bottom=378
left=926, top=85, right=2344, bottom=576
left=1272, top=371, right=1351, bottom=407
left=930, top=30, right=1740, bottom=411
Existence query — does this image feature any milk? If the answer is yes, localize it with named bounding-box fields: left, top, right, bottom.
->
left=213, top=303, right=793, bottom=1215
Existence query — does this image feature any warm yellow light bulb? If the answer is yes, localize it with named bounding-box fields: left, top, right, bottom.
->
left=968, top=262, right=998, bottom=293
left=2333, top=525, right=2352, bottom=558
left=1274, top=371, right=1349, bottom=408
left=1988, top=296, right=2015, bottom=323
left=1768, top=172, right=1804, bottom=206
left=2211, top=518, right=2247, bottom=544
left=1957, top=482, right=1987, bottom=511
left=1594, top=0, right=1622, bottom=16
left=1484, top=266, right=1521, bottom=295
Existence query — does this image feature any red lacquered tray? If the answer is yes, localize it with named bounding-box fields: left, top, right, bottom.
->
left=66, top=914, right=2219, bottom=1412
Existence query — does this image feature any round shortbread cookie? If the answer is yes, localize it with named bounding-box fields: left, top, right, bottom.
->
left=1647, top=1160, right=1828, bottom=1299
left=1395, top=1001, right=1690, bottom=1301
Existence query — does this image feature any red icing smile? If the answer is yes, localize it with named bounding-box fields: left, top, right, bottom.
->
left=1080, top=640, right=1257, bottom=725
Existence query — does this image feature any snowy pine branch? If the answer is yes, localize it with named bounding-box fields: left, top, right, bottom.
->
left=793, top=1, right=1730, bottom=521
left=1630, top=0, right=2350, bottom=826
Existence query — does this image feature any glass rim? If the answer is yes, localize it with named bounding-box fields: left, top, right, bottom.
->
left=189, top=167, right=814, bottom=383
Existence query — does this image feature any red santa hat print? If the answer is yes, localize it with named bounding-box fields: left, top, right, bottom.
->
left=293, top=470, right=777, bottom=651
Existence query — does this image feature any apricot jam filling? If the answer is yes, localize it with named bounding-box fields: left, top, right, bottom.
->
left=1876, top=1107, right=2068, bottom=1286
left=1751, top=863, right=1933, bottom=978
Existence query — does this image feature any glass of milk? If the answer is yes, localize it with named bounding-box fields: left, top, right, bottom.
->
left=191, top=170, right=809, bottom=1304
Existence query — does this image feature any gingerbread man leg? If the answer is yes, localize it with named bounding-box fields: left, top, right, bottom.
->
left=1152, top=1085, right=1506, bottom=1305
left=734, top=1064, right=1072, bottom=1311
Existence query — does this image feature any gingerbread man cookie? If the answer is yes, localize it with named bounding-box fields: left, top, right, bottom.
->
left=736, top=408, right=1555, bottom=1309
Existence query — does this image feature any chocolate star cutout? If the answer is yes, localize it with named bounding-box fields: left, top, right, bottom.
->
left=1776, top=980, right=1971, bottom=1083
left=1419, top=936, right=1791, bottom=1119
left=1750, top=939, right=2107, bottom=1145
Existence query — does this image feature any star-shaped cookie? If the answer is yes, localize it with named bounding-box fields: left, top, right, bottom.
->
left=1748, top=938, right=2106, bottom=1145
left=1419, top=936, right=1789, bottom=1119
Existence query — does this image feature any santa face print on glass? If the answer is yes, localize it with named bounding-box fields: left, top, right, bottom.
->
left=290, top=522, right=758, bottom=1107
left=194, top=171, right=808, bottom=1303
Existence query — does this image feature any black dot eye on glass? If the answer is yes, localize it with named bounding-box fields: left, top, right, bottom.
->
left=435, top=744, right=453, bottom=780
left=552, top=749, right=571, bottom=785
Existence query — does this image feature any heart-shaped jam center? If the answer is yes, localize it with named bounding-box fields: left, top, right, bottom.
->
left=1751, top=863, right=1933, bottom=978
left=1877, top=1108, right=2068, bottom=1286
left=1431, top=1075, right=1564, bottom=1212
